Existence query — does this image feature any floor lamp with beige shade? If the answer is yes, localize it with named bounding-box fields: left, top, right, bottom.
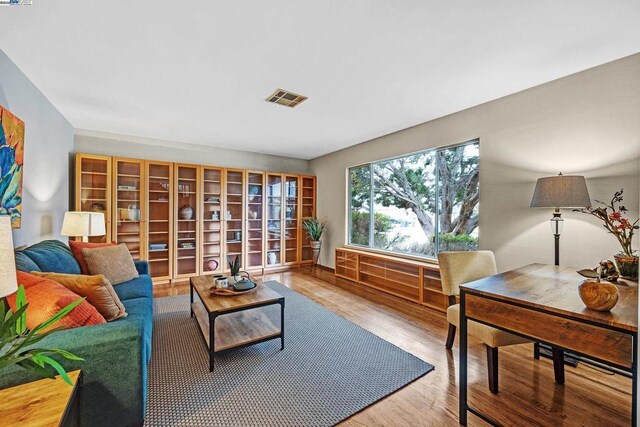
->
left=61, top=212, right=106, bottom=242
left=0, top=215, right=18, bottom=299
left=530, top=172, right=591, bottom=367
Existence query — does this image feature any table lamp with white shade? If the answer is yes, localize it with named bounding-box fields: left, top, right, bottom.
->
left=61, top=212, right=106, bottom=242
left=0, top=215, right=18, bottom=298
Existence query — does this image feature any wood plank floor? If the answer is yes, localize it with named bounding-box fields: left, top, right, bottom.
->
left=153, top=268, right=633, bottom=426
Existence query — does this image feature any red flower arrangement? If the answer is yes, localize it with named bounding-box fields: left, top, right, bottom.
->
left=577, top=189, right=638, bottom=257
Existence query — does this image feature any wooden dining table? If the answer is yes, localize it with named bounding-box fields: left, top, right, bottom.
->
left=458, top=263, right=638, bottom=426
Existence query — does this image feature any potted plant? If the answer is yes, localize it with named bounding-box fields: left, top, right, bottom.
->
left=226, top=255, right=249, bottom=284
left=1, top=285, right=84, bottom=386
left=302, top=217, right=327, bottom=266
left=577, top=189, right=639, bottom=280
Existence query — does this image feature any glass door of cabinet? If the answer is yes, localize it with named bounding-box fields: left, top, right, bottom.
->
left=245, top=171, right=264, bottom=269
left=174, top=164, right=199, bottom=277
left=266, top=174, right=283, bottom=267
left=76, top=154, right=111, bottom=243
left=201, top=167, right=223, bottom=275
left=113, top=158, right=145, bottom=260
left=284, top=175, right=299, bottom=264
left=300, top=176, right=316, bottom=263
left=146, top=161, right=172, bottom=281
left=224, top=169, right=245, bottom=271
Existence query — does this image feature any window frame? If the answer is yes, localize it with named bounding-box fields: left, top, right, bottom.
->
left=347, top=139, right=479, bottom=259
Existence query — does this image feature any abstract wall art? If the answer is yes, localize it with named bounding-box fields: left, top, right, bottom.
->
left=0, top=105, right=24, bottom=228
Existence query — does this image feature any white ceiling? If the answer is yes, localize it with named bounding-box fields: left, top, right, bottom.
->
left=1, top=1, right=639, bottom=160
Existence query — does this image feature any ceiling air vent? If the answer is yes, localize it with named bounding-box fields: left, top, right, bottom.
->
left=266, top=89, right=307, bottom=108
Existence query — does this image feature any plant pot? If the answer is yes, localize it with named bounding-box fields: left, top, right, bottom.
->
left=578, top=279, right=619, bottom=312
left=614, top=254, right=639, bottom=280
left=310, top=240, right=322, bottom=265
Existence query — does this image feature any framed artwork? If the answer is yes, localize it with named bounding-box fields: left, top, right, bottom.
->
left=0, top=105, right=25, bottom=228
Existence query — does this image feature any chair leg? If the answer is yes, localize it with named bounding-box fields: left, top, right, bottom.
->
left=445, top=324, right=456, bottom=349
left=534, top=342, right=540, bottom=359
left=552, top=347, right=565, bottom=385
left=486, top=345, right=499, bottom=394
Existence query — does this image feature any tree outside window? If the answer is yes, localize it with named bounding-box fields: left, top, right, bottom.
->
left=348, top=140, right=479, bottom=258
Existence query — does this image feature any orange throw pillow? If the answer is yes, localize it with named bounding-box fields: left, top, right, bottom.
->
left=69, top=240, right=116, bottom=274
left=6, top=271, right=106, bottom=332
left=30, top=272, right=127, bottom=322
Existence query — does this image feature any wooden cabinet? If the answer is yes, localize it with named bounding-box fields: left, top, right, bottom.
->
left=174, top=164, right=200, bottom=279
left=113, top=158, right=145, bottom=260
left=75, top=154, right=111, bottom=243
left=224, top=169, right=245, bottom=271
left=266, top=173, right=283, bottom=268
left=299, top=176, right=316, bottom=264
left=146, top=161, right=173, bottom=282
left=335, top=249, right=358, bottom=281
left=422, top=265, right=446, bottom=311
left=335, top=247, right=447, bottom=312
left=283, top=175, right=299, bottom=265
left=200, top=167, right=223, bottom=275
left=75, top=153, right=316, bottom=283
left=245, top=171, right=265, bottom=270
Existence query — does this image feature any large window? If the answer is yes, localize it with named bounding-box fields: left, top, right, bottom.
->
left=349, top=140, right=479, bottom=258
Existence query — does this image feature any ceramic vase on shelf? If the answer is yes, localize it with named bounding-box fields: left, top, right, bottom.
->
left=180, top=205, right=193, bottom=220
left=268, top=252, right=277, bottom=265
left=614, top=254, right=639, bottom=280
left=206, top=259, right=219, bottom=272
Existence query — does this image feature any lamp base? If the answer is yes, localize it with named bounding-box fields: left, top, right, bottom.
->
left=537, top=343, right=578, bottom=367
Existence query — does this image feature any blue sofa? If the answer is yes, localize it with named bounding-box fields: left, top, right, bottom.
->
left=1, top=240, right=152, bottom=427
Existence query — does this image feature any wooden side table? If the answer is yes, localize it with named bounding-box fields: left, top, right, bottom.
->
left=0, top=370, right=82, bottom=427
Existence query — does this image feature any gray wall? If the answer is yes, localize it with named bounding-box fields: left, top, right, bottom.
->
left=311, top=54, right=640, bottom=272
left=0, top=50, right=75, bottom=247
left=75, top=131, right=311, bottom=175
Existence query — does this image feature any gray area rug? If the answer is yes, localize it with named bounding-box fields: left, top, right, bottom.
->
left=145, top=281, right=433, bottom=426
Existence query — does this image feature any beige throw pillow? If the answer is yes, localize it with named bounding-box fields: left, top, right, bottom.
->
left=82, top=244, right=139, bottom=285
left=31, top=271, right=127, bottom=321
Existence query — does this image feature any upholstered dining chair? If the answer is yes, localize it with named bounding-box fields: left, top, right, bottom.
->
left=438, top=250, right=531, bottom=394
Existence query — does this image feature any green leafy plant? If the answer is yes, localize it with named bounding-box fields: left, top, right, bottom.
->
left=227, top=255, right=240, bottom=276
left=0, top=285, right=84, bottom=385
left=302, top=217, right=327, bottom=241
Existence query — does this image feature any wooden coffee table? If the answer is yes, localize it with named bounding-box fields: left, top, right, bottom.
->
left=190, top=276, right=285, bottom=372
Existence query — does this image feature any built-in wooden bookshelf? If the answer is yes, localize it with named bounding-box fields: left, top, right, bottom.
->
left=74, top=153, right=316, bottom=283
left=245, top=171, right=265, bottom=270
left=299, top=175, right=316, bottom=264
left=224, top=169, right=245, bottom=271
left=174, top=164, right=200, bottom=279
left=284, top=175, right=299, bottom=265
left=75, top=154, right=112, bottom=243
left=113, top=158, right=145, bottom=261
left=266, top=173, right=283, bottom=268
left=335, top=247, right=446, bottom=312
left=146, top=161, right=173, bottom=282
left=200, top=167, right=223, bottom=276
